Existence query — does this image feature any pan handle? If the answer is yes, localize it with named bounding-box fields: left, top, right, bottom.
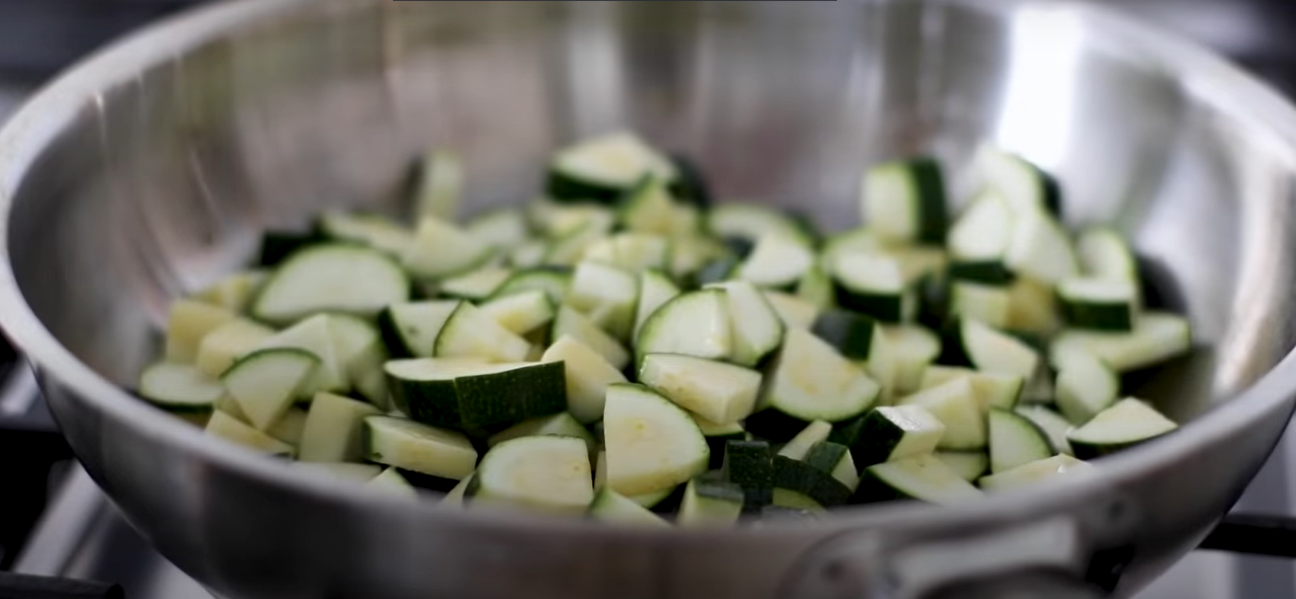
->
left=777, top=514, right=1129, bottom=599
left=1199, top=513, right=1296, bottom=558
left=914, top=569, right=1101, bottom=599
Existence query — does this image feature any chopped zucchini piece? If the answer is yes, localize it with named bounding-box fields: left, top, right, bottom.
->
left=638, top=354, right=762, bottom=425
left=855, top=454, right=983, bottom=505
left=138, top=362, right=223, bottom=412
left=298, top=392, right=382, bottom=462
left=253, top=244, right=409, bottom=324
left=165, top=300, right=236, bottom=364
left=541, top=335, right=627, bottom=424
left=552, top=306, right=630, bottom=371
left=364, top=415, right=477, bottom=479
left=979, top=454, right=1093, bottom=492
left=603, top=383, right=710, bottom=496
left=988, top=408, right=1054, bottom=473
left=1067, top=398, right=1177, bottom=459
left=385, top=358, right=566, bottom=435
left=588, top=487, right=671, bottom=527
left=221, top=348, right=319, bottom=430
left=468, top=436, right=594, bottom=514
left=205, top=410, right=295, bottom=456
left=401, top=216, right=495, bottom=281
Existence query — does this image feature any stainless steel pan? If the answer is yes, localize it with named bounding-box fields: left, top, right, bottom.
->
left=3, top=1, right=1296, bottom=597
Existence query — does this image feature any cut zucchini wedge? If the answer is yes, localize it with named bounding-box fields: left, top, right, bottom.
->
left=706, top=280, right=785, bottom=367
left=401, top=216, right=496, bottom=281
left=1057, top=277, right=1137, bottom=332
left=385, top=358, right=566, bottom=435
left=781, top=420, right=834, bottom=461
left=378, top=300, right=461, bottom=359
left=949, top=280, right=1011, bottom=329
left=940, top=318, right=1040, bottom=380
left=677, top=475, right=744, bottom=528
left=1077, top=227, right=1138, bottom=281
left=164, top=300, right=236, bottom=364
left=468, top=435, right=594, bottom=514
left=492, top=268, right=572, bottom=305
left=881, top=325, right=943, bottom=396
left=412, top=150, right=463, bottom=221
left=638, top=354, right=762, bottom=425
left=862, top=157, right=948, bottom=244
left=546, top=132, right=676, bottom=203
left=582, top=232, right=671, bottom=274
left=723, top=439, right=774, bottom=510
left=551, top=306, right=630, bottom=371
left=1014, top=405, right=1075, bottom=456
left=635, top=290, right=733, bottom=365
left=855, top=454, right=984, bottom=505
left=919, top=366, right=1024, bottom=412
left=758, top=328, right=880, bottom=425
left=708, top=204, right=815, bottom=248
left=366, top=467, right=418, bottom=499
left=947, top=191, right=1015, bottom=264
left=693, top=414, right=747, bottom=470
left=734, top=231, right=816, bottom=290
left=326, top=315, right=390, bottom=409
left=1054, top=350, right=1119, bottom=425
left=138, top=362, right=223, bottom=411
left=796, top=263, right=835, bottom=310
left=763, top=291, right=820, bottom=330
left=465, top=208, right=530, bottom=251
left=364, top=415, right=477, bottom=479
left=266, top=407, right=309, bottom=446
left=567, top=260, right=639, bottom=341
left=1067, top=398, right=1177, bottom=459
left=898, top=377, right=985, bottom=450
left=439, top=266, right=513, bottom=301
left=830, top=251, right=912, bottom=323
left=617, top=176, right=678, bottom=236
left=487, top=412, right=597, bottom=458
left=805, top=441, right=860, bottom=491
left=1049, top=312, right=1191, bottom=373
left=479, top=290, right=555, bottom=337
left=205, top=410, right=295, bottom=456
left=771, top=454, right=852, bottom=508
left=317, top=211, right=413, bottom=257
left=978, top=454, right=1093, bottom=492
left=1004, top=208, right=1078, bottom=284
left=588, top=487, right=671, bottom=527
left=298, top=392, right=383, bottom=462
left=988, top=408, right=1054, bottom=473
left=935, top=451, right=989, bottom=482
left=253, top=244, right=410, bottom=325
left=633, top=270, right=681, bottom=343
left=541, top=335, right=627, bottom=424
left=973, top=144, right=1061, bottom=216
left=221, top=348, right=320, bottom=430
left=254, top=314, right=349, bottom=396
left=603, top=383, right=710, bottom=496
left=849, top=405, right=945, bottom=468
left=433, top=303, right=532, bottom=363
left=189, top=270, right=266, bottom=313
left=811, top=308, right=884, bottom=361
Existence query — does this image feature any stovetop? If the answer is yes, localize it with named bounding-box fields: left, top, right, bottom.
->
left=3, top=1, right=1296, bottom=598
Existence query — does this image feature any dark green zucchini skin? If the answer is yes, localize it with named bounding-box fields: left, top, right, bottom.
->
left=388, top=361, right=566, bottom=437
left=771, top=456, right=851, bottom=507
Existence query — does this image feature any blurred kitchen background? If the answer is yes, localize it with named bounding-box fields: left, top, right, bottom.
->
left=2, top=0, right=1296, bottom=598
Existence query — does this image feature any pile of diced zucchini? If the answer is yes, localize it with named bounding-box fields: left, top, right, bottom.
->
left=138, top=132, right=1190, bottom=525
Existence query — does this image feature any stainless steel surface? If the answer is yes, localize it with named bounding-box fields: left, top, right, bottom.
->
left=4, top=0, right=1296, bottom=598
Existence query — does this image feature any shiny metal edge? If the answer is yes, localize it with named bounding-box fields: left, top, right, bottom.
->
left=1, top=0, right=1296, bottom=540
